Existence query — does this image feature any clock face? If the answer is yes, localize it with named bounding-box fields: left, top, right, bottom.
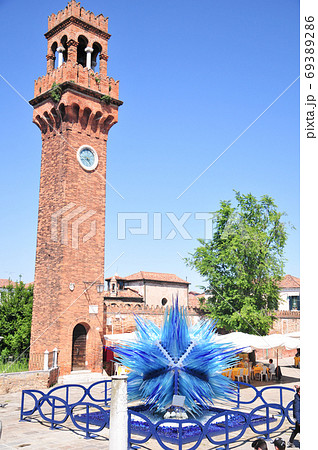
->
left=77, top=145, right=98, bottom=171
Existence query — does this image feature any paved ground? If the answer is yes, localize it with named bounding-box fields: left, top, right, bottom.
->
left=0, top=358, right=300, bottom=449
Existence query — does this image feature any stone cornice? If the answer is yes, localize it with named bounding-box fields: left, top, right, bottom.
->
left=45, top=16, right=111, bottom=41
left=280, top=287, right=300, bottom=293
left=29, top=81, right=123, bottom=108
left=104, top=303, right=203, bottom=316
left=275, top=310, right=300, bottom=318
left=127, top=279, right=190, bottom=286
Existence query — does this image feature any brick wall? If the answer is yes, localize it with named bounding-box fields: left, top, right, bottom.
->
left=255, top=347, right=298, bottom=361
left=0, top=368, right=59, bottom=395
left=34, top=62, right=119, bottom=100
left=36, top=0, right=117, bottom=99
left=104, top=303, right=203, bottom=336
left=271, top=310, right=300, bottom=334
left=104, top=304, right=300, bottom=357
left=30, top=95, right=113, bottom=375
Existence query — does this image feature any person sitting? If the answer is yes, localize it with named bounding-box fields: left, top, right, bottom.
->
left=252, top=437, right=268, bottom=449
left=268, top=358, right=276, bottom=376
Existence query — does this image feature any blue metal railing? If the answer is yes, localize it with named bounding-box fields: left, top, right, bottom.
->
left=127, top=400, right=293, bottom=450
left=20, top=380, right=296, bottom=448
left=233, top=382, right=295, bottom=409
left=20, top=379, right=111, bottom=439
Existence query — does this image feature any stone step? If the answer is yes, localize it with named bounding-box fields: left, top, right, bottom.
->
left=59, top=370, right=109, bottom=385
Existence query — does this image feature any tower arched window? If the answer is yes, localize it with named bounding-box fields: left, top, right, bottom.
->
left=92, top=42, right=102, bottom=73
left=61, top=35, right=68, bottom=63
left=51, top=42, right=58, bottom=69
left=77, top=35, right=88, bottom=67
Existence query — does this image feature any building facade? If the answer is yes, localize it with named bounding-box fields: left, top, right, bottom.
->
left=105, top=272, right=189, bottom=308
left=278, top=274, right=300, bottom=311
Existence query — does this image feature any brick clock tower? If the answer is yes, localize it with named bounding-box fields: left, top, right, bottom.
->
left=29, top=1, right=122, bottom=375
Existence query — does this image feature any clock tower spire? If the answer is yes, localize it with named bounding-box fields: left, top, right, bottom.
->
left=29, top=0, right=122, bottom=375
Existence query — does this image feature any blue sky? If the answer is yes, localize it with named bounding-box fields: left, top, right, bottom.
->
left=0, top=0, right=299, bottom=290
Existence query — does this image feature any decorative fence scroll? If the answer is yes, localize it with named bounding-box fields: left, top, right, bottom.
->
left=20, top=381, right=296, bottom=448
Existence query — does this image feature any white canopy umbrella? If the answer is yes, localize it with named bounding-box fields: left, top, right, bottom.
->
left=216, top=332, right=286, bottom=352
left=216, top=331, right=300, bottom=350
left=284, top=331, right=300, bottom=339
left=216, top=331, right=300, bottom=367
left=283, top=336, right=300, bottom=350
left=283, top=332, right=300, bottom=350
left=104, top=332, right=137, bottom=343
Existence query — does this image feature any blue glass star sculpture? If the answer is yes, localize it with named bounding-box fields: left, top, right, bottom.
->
left=110, top=300, right=240, bottom=416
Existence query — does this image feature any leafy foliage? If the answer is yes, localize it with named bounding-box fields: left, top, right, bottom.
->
left=100, top=94, right=112, bottom=104
left=186, top=191, right=289, bottom=335
left=0, top=356, right=29, bottom=373
left=50, top=82, right=62, bottom=102
left=0, top=281, right=33, bottom=357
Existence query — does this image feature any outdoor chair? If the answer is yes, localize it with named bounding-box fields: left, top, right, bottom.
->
left=242, top=369, right=249, bottom=383
left=261, top=368, right=268, bottom=381
left=234, top=368, right=245, bottom=382
left=268, top=371, right=275, bottom=381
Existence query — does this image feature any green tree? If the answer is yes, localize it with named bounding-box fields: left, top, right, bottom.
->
left=186, top=191, right=289, bottom=335
left=0, top=281, right=33, bottom=357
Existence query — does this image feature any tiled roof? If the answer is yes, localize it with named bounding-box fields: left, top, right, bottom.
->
left=0, top=279, right=33, bottom=288
left=278, top=275, right=300, bottom=289
left=125, top=271, right=189, bottom=284
left=0, top=279, right=12, bottom=288
left=105, top=274, right=127, bottom=281
left=104, top=288, right=143, bottom=299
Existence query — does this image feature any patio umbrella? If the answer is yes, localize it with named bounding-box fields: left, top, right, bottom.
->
left=216, top=331, right=300, bottom=368
left=216, top=332, right=286, bottom=351
left=104, top=332, right=137, bottom=343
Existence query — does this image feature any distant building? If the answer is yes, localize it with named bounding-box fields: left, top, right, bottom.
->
left=105, top=271, right=189, bottom=307
left=0, top=279, right=12, bottom=290
left=188, top=291, right=206, bottom=308
left=0, top=279, right=32, bottom=291
left=278, top=274, right=300, bottom=310
left=188, top=275, right=301, bottom=312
